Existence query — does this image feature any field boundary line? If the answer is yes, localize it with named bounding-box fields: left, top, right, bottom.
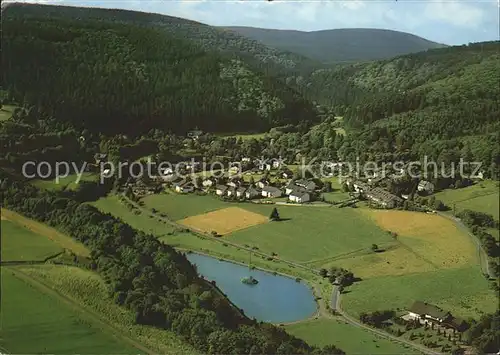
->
left=122, top=194, right=320, bottom=275
left=5, top=267, right=154, bottom=355
left=436, top=212, right=493, bottom=278
left=1, top=208, right=90, bottom=257
left=330, top=286, right=441, bottom=355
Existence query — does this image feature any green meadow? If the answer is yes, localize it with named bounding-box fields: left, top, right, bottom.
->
left=286, top=318, right=417, bottom=354
left=18, top=265, right=197, bottom=354
left=0, top=269, right=140, bottom=354
left=142, top=192, right=228, bottom=220
left=91, top=194, right=179, bottom=235
left=433, top=180, right=499, bottom=219
left=31, top=172, right=99, bottom=192
left=1, top=220, right=62, bottom=262
left=229, top=205, right=393, bottom=263
left=342, top=265, right=497, bottom=320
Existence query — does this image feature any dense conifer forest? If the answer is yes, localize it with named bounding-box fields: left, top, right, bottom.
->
left=288, top=42, right=500, bottom=177
left=2, top=4, right=317, bottom=136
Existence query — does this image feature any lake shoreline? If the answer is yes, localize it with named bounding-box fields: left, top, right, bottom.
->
left=181, top=249, right=320, bottom=324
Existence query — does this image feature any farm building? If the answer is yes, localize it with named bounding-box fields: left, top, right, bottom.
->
left=245, top=187, right=260, bottom=199
left=289, top=191, right=310, bottom=203
left=406, top=301, right=469, bottom=332
left=417, top=180, right=435, bottom=194
left=407, top=301, right=450, bottom=324
left=365, top=187, right=403, bottom=208
left=261, top=186, right=282, bottom=198
left=215, top=185, right=228, bottom=196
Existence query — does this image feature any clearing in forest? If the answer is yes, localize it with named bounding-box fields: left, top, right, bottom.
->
left=178, top=207, right=268, bottom=235
left=1, top=208, right=90, bottom=257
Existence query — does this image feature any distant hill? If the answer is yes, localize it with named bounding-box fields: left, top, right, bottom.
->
left=223, top=27, right=447, bottom=63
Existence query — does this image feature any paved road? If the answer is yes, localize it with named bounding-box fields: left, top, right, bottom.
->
left=330, top=286, right=442, bottom=355
left=436, top=211, right=494, bottom=278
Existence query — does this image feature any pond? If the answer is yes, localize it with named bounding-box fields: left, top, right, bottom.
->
left=186, top=253, right=317, bottom=323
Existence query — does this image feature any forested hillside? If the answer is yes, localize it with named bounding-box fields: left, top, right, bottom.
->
left=290, top=42, right=500, bottom=178
left=224, top=27, right=446, bottom=63
left=2, top=3, right=317, bottom=136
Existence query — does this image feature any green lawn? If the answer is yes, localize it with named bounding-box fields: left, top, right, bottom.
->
left=433, top=180, right=499, bottom=219
left=1, top=220, right=63, bottom=262
left=17, top=265, right=197, bottom=354
left=286, top=318, right=417, bottom=354
left=31, top=172, right=99, bottom=192
left=142, top=193, right=228, bottom=220
left=229, top=206, right=394, bottom=263
left=0, top=104, right=18, bottom=121
left=91, top=194, right=178, bottom=235
left=0, top=268, right=140, bottom=354
left=342, top=265, right=497, bottom=320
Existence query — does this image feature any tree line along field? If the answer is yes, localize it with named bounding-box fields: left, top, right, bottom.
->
left=137, top=193, right=496, bottom=315
left=0, top=208, right=194, bottom=354
left=1, top=269, right=142, bottom=355
left=285, top=318, right=418, bottom=355
left=90, top=191, right=497, bottom=351
left=433, top=180, right=499, bottom=219
left=1, top=219, right=63, bottom=262
left=30, top=172, right=99, bottom=192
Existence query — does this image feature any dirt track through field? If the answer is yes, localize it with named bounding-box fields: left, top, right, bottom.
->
left=4, top=267, right=153, bottom=354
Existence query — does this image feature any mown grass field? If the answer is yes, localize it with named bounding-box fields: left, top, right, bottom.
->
left=433, top=180, right=499, bottom=219
left=1, top=220, right=63, bottom=262
left=286, top=318, right=417, bottom=354
left=142, top=193, right=227, bottom=220
left=18, top=265, right=197, bottom=354
left=0, top=268, right=141, bottom=354
left=31, top=172, right=98, bottom=192
left=342, top=265, right=497, bottom=320
left=361, top=210, right=477, bottom=269
left=178, top=206, right=269, bottom=235
left=1, top=208, right=90, bottom=257
left=229, top=205, right=394, bottom=263
left=91, top=194, right=179, bottom=235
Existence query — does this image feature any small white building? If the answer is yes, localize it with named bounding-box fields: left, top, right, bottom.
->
left=175, top=182, right=194, bottom=193
left=202, top=177, right=216, bottom=188
left=226, top=187, right=236, bottom=197
left=261, top=186, right=282, bottom=198
left=289, top=191, right=310, bottom=203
